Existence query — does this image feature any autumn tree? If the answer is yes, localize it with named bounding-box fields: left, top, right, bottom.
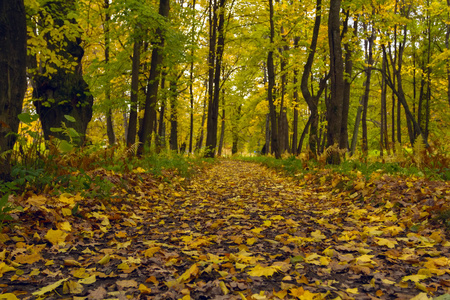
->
left=326, top=0, right=345, bottom=163
left=0, top=0, right=27, bottom=180
left=30, top=0, right=93, bottom=146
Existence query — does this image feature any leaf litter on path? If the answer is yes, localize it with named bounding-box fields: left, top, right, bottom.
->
left=1, top=160, right=450, bottom=299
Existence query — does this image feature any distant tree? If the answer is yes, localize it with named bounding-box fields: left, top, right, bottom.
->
left=0, top=0, right=27, bottom=180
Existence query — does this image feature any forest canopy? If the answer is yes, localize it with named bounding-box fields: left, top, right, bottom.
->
left=1, top=0, right=450, bottom=174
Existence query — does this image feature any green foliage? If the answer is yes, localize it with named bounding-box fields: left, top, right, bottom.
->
left=0, top=194, right=23, bottom=227
left=239, top=152, right=448, bottom=181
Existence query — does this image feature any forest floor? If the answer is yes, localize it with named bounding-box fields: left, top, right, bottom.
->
left=1, top=160, right=450, bottom=300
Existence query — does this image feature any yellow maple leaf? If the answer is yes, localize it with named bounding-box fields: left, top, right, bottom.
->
left=14, top=252, right=42, bottom=264
left=27, top=195, right=47, bottom=206
left=273, top=289, right=287, bottom=299
left=63, top=280, right=83, bottom=294
left=311, top=230, right=326, bottom=241
left=0, top=262, right=16, bottom=277
left=59, top=193, right=75, bottom=205
left=32, top=278, right=67, bottom=296
left=375, top=237, right=397, bottom=248
left=139, top=283, right=152, bottom=294
left=0, top=293, right=19, bottom=300
left=270, top=215, right=284, bottom=221
left=401, top=274, right=429, bottom=282
left=247, top=237, right=257, bottom=245
left=247, top=264, right=280, bottom=277
left=177, top=263, right=199, bottom=282
left=144, top=246, right=161, bottom=258
left=45, top=229, right=68, bottom=245
left=79, top=275, right=96, bottom=285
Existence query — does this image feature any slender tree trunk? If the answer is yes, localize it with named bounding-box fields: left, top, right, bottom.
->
left=138, top=0, right=170, bottom=155
left=218, top=86, right=225, bottom=156
left=380, top=53, right=389, bottom=156
left=341, top=11, right=356, bottom=151
left=361, top=25, right=374, bottom=154
left=0, top=0, right=27, bottom=180
left=301, top=0, right=322, bottom=158
left=297, top=116, right=312, bottom=155
left=156, top=74, right=166, bottom=153
left=447, top=0, right=450, bottom=108
left=169, top=79, right=178, bottom=152
left=195, top=87, right=208, bottom=151
left=232, top=104, right=241, bottom=154
left=327, top=0, right=345, bottom=164
left=189, top=0, right=196, bottom=154
left=267, top=0, right=280, bottom=158
left=127, top=37, right=141, bottom=148
left=104, top=0, right=115, bottom=146
left=292, top=38, right=299, bottom=155
left=205, top=0, right=226, bottom=158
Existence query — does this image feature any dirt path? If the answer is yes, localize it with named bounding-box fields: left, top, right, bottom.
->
left=1, top=160, right=450, bottom=299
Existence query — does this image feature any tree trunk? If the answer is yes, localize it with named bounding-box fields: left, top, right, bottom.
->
left=189, top=0, right=196, bottom=154
left=0, top=0, right=27, bottom=181
left=104, top=0, right=115, bottom=146
left=218, top=87, right=226, bottom=156
left=267, top=0, right=279, bottom=158
left=341, top=10, right=356, bottom=151
left=300, top=0, right=323, bottom=158
left=32, top=1, right=93, bottom=146
left=205, top=0, right=226, bottom=158
left=361, top=25, right=374, bottom=155
left=169, top=79, right=178, bottom=152
left=380, top=54, right=389, bottom=155
left=291, top=37, right=300, bottom=155
left=326, top=0, right=345, bottom=164
left=138, top=0, right=170, bottom=156
left=447, top=0, right=450, bottom=107
left=127, top=37, right=141, bottom=148
left=156, top=75, right=167, bottom=153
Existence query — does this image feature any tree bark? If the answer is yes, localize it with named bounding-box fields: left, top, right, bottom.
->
left=127, top=37, right=141, bottom=148
left=267, top=0, right=280, bottom=158
left=32, top=1, right=93, bottom=146
left=326, top=0, right=345, bottom=164
left=104, top=0, right=115, bottom=146
left=205, top=0, right=226, bottom=158
left=300, top=0, right=324, bottom=158
left=169, top=79, right=178, bottom=152
left=0, top=0, right=27, bottom=180
left=138, top=0, right=170, bottom=155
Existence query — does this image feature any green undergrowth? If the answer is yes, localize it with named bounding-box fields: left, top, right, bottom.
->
left=238, top=154, right=448, bottom=182
left=0, top=146, right=214, bottom=199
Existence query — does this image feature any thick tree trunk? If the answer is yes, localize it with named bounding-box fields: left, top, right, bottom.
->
left=0, top=0, right=27, bottom=181
left=32, top=1, right=93, bottom=146
left=326, top=0, right=345, bottom=164
left=138, top=0, right=170, bottom=155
